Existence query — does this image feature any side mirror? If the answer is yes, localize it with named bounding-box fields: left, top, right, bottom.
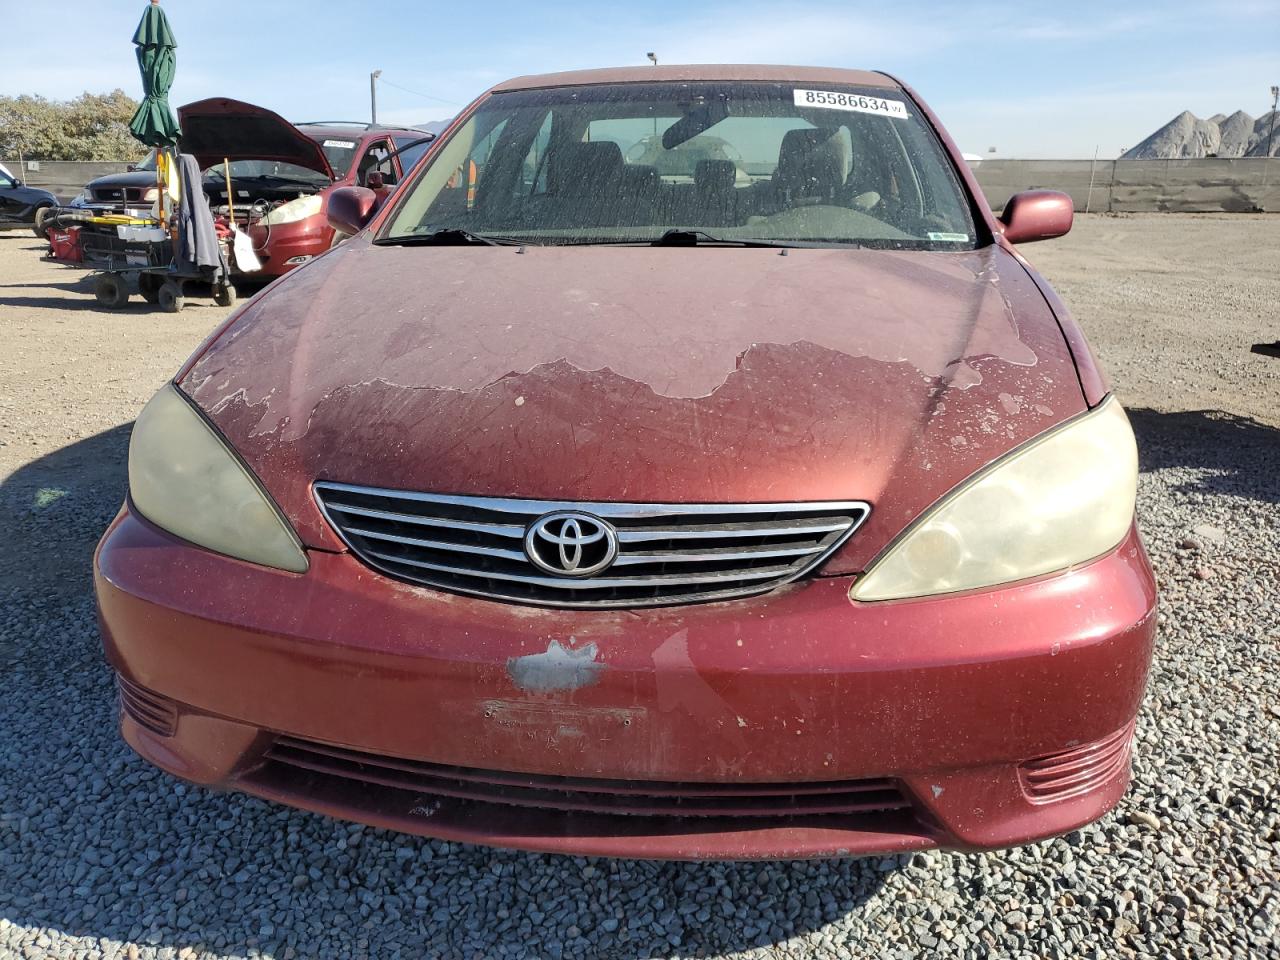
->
left=327, top=186, right=379, bottom=235
left=999, top=190, right=1073, bottom=244
left=127, top=164, right=137, bottom=172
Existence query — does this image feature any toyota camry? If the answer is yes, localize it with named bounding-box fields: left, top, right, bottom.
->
left=95, top=65, right=1156, bottom=860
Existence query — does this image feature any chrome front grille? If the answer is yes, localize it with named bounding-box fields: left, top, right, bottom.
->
left=314, top=481, right=869, bottom=608
left=90, top=187, right=145, bottom=203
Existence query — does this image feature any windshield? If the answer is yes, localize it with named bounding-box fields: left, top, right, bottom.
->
left=386, top=81, right=976, bottom=248
left=203, top=158, right=330, bottom=186
left=309, top=135, right=357, bottom=178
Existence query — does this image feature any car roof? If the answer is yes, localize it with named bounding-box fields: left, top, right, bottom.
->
left=295, top=124, right=423, bottom=139
left=491, top=64, right=898, bottom=93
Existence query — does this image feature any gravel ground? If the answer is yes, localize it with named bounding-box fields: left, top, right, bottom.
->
left=1, top=216, right=1278, bottom=959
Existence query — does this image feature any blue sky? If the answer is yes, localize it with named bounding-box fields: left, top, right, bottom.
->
left=4, top=0, right=1277, bottom=157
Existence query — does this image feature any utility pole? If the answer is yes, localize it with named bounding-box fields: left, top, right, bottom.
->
left=370, top=69, right=382, bottom=126
left=647, top=54, right=658, bottom=139
left=1085, top=145, right=1099, bottom=214
left=1267, top=85, right=1278, bottom=158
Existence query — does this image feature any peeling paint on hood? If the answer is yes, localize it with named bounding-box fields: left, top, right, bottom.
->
left=181, top=237, right=1086, bottom=569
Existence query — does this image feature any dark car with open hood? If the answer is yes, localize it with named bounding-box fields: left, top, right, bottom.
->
left=96, top=65, right=1154, bottom=860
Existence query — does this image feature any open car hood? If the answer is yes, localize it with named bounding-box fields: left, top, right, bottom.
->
left=177, top=97, right=333, bottom=178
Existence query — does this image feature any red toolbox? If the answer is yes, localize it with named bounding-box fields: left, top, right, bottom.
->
left=48, top=226, right=83, bottom=263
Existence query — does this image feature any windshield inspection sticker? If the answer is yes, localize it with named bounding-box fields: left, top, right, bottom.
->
left=928, top=232, right=970, bottom=242
left=322, top=139, right=356, bottom=149
left=793, top=89, right=910, bottom=118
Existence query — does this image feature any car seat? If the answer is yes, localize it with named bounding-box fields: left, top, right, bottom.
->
left=774, top=128, right=846, bottom=206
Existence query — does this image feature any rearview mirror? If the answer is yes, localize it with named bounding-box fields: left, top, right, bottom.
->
left=999, top=190, right=1073, bottom=244
left=327, top=186, right=378, bottom=236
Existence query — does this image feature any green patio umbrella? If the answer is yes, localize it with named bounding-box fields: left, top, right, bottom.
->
left=127, top=0, right=180, bottom=147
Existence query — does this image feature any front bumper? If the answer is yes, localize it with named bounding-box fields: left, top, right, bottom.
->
left=70, top=200, right=154, bottom=217
left=238, top=218, right=330, bottom=277
left=95, top=506, right=1157, bottom=860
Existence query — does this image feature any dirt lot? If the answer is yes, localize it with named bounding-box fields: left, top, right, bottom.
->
left=1, top=217, right=1277, bottom=959
left=1029, top=214, right=1280, bottom=427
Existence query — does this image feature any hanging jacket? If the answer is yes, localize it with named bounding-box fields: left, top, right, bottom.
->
left=175, top=152, right=227, bottom=279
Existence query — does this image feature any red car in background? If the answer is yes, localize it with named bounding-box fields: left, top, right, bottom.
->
left=176, top=99, right=435, bottom=277
left=97, top=65, right=1155, bottom=860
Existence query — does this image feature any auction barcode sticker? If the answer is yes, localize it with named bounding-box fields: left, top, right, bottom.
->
left=793, top=89, right=909, bottom=118
left=323, top=139, right=356, bottom=149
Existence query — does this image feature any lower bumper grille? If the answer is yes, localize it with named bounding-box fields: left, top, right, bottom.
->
left=262, top=736, right=912, bottom=820
left=117, top=675, right=177, bottom=737
left=1019, top=723, right=1134, bottom=803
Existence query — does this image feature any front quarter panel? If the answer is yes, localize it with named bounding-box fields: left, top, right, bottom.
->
left=1008, top=248, right=1111, bottom=406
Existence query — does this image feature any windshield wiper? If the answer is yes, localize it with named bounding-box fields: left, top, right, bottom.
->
left=375, top=228, right=521, bottom=247
left=650, top=229, right=792, bottom=248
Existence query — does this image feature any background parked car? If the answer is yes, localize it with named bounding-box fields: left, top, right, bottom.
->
left=69, top=151, right=160, bottom=218
left=177, top=99, right=434, bottom=277
left=61, top=102, right=436, bottom=277
left=0, top=163, right=58, bottom=236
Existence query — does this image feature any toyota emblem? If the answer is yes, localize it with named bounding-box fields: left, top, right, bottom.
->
left=524, top=512, right=619, bottom=577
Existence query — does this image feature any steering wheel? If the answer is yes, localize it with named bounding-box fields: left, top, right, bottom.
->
left=625, top=139, right=654, bottom=164
left=716, top=142, right=744, bottom=167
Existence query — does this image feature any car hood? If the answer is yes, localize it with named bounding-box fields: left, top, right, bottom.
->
left=177, top=97, right=333, bottom=178
left=85, top=170, right=158, bottom=190
left=180, top=239, right=1088, bottom=571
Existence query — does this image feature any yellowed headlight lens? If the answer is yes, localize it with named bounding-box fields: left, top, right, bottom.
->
left=852, top=396, right=1137, bottom=601
left=128, top=385, right=309, bottom=573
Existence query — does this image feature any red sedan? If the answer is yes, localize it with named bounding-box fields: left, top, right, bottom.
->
left=96, top=65, right=1155, bottom=860
left=176, top=98, right=435, bottom=277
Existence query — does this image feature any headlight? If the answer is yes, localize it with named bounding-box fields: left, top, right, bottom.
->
left=128, top=384, right=309, bottom=572
left=143, top=187, right=159, bottom=202
left=260, top=194, right=322, bottom=226
left=851, top=396, right=1136, bottom=601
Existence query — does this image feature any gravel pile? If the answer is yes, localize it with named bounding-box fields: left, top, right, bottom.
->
left=1, top=221, right=1278, bottom=959
left=1120, top=108, right=1280, bottom=159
